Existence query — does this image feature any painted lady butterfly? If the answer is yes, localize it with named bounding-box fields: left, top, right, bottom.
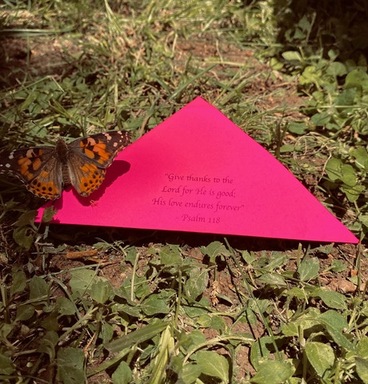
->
left=0, top=131, right=130, bottom=200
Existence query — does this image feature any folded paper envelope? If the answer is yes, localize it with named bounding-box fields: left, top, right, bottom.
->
left=37, top=97, right=358, bottom=243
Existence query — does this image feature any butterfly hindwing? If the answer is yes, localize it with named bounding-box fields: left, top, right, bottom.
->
left=0, top=146, right=64, bottom=199
left=67, top=151, right=107, bottom=197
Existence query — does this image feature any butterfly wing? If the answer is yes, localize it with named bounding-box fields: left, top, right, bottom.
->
left=0, top=146, right=63, bottom=200
left=67, top=131, right=130, bottom=197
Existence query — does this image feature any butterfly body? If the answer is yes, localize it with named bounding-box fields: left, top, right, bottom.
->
left=0, top=131, right=130, bottom=200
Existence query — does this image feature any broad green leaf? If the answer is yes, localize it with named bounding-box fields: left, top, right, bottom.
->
left=345, top=68, right=368, bottom=91
left=282, top=51, right=303, bottom=62
left=341, top=184, right=365, bottom=202
left=37, top=331, right=58, bottom=361
left=90, top=278, right=113, bottom=304
left=297, top=258, right=319, bottom=282
left=141, top=292, right=171, bottom=315
left=251, top=360, right=295, bottom=384
left=287, top=122, right=308, bottom=135
left=300, top=66, right=323, bottom=87
left=56, top=297, right=76, bottom=316
left=356, top=338, right=368, bottom=358
left=124, top=246, right=138, bottom=265
left=179, top=363, right=202, bottom=384
left=179, top=329, right=207, bottom=351
left=111, top=361, right=132, bottom=384
left=41, top=206, right=57, bottom=223
left=312, top=288, right=347, bottom=310
left=325, top=325, right=354, bottom=351
left=197, top=314, right=226, bottom=332
left=29, top=276, right=49, bottom=299
left=311, top=111, right=331, bottom=126
left=13, top=226, right=33, bottom=250
left=184, top=267, right=208, bottom=301
left=101, top=322, right=114, bottom=344
left=340, top=164, right=357, bottom=187
left=10, top=270, right=27, bottom=297
left=15, top=304, right=34, bottom=321
left=69, top=269, right=96, bottom=298
left=200, top=241, right=229, bottom=264
left=325, top=157, right=343, bottom=181
left=250, top=336, right=273, bottom=369
left=257, top=273, right=287, bottom=287
left=195, top=351, right=229, bottom=383
left=57, top=347, right=86, bottom=384
left=0, top=353, right=15, bottom=375
left=351, top=146, right=368, bottom=171
left=326, top=62, right=347, bottom=77
left=305, top=341, right=335, bottom=378
left=264, top=252, right=288, bottom=271
left=160, top=245, right=182, bottom=266
left=355, top=357, right=368, bottom=383
left=318, top=310, right=347, bottom=331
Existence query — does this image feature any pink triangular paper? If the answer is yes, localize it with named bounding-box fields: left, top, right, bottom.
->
left=36, top=97, right=358, bottom=243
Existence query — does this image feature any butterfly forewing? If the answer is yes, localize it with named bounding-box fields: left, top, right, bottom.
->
left=67, top=131, right=131, bottom=197
left=68, top=131, right=131, bottom=168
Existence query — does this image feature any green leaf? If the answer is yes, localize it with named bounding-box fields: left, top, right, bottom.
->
left=305, top=341, right=335, bottom=378
left=325, top=157, right=343, bottom=181
left=69, top=269, right=96, bottom=298
left=184, top=267, right=209, bottom=301
left=297, top=258, right=319, bottom=282
left=351, top=146, right=368, bottom=171
left=10, top=269, right=27, bottom=296
left=282, top=51, right=303, bottom=62
left=13, top=226, right=34, bottom=250
left=106, top=320, right=168, bottom=352
left=160, top=245, right=183, bottom=266
left=56, top=297, right=77, bottom=316
left=57, top=347, right=86, bottom=384
left=41, top=206, right=57, bottom=223
left=257, top=273, right=287, bottom=287
left=141, top=292, right=172, bottom=315
left=311, top=111, right=331, bottom=126
left=356, top=338, right=368, bottom=359
left=90, top=278, right=113, bottom=304
left=340, top=163, right=357, bottom=187
left=318, top=310, right=348, bottom=331
left=16, top=304, right=35, bottom=321
left=200, top=241, right=229, bottom=264
left=326, top=62, right=347, bottom=77
left=345, top=68, right=368, bottom=91
left=111, top=361, right=132, bottom=384
left=195, top=351, right=229, bottom=383
left=29, top=276, right=49, bottom=299
left=355, top=357, right=368, bottom=383
left=37, top=331, right=58, bottom=361
left=341, top=184, right=365, bottom=202
left=0, top=353, right=15, bottom=375
left=99, top=322, right=113, bottom=344
left=250, top=336, right=273, bottom=369
left=312, top=288, right=347, bottom=310
left=251, top=360, right=295, bottom=384
left=179, top=363, right=202, bottom=384
left=287, top=122, right=308, bottom=135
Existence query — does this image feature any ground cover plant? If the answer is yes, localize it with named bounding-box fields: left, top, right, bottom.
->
left=0, top=0, right=367, bottom=383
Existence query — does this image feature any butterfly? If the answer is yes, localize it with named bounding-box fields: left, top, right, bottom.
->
left=0, top=131, right=131, bottom=200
